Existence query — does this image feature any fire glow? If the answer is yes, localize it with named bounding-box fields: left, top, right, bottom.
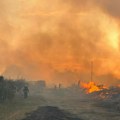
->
left=81, top=82, right=102, bottom=93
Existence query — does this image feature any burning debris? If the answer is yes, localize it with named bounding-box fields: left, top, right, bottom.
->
left=81, top=81, right=106, bottom=93
left=91, top=86, right=120, bottom=100
left=90, top=86, right=120, bottom=112
left=22, top=106, right=82, bottom=120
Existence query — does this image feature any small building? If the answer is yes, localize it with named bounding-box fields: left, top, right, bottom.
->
left=35, top=80, right=46, bottom=90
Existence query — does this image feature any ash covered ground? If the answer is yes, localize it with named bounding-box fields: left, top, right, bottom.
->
left=1, top=82, right=120, bottom=120
left=22, top=106, right=82, bottom=120
left=20, top=86, right=120, bottom=120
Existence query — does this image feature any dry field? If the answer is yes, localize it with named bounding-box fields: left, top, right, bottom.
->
left=0, top=90, right=120, bottom=120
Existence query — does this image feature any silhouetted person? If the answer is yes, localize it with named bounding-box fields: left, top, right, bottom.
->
left=78, top=80, right=81, bottom=87
left=59, top=84, right=62, bottom=89
left=23, top=86, right=29, bottom=99
left=54, top=85, right=57, bottom=90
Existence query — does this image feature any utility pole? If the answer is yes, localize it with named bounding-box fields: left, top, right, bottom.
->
left=91, top=61, right=93, bottom=82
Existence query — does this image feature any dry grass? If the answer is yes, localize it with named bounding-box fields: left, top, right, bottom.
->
left=0, top=96, right=47, bottom=120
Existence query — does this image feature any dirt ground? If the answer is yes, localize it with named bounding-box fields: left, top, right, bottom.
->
left=0, top=96, right=47, bottom=120
left=22, top=106, right=82, bottom=120
left=1, top=90, right=120, bottom=120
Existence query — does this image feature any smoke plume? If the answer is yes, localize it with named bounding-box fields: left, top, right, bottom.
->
left=0, top=0, right=120, bottom=86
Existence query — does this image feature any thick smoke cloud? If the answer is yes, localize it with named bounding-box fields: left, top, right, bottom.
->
left=0, top=0, right=120, bottom=86
left=95, top=0, right=120, bottom=18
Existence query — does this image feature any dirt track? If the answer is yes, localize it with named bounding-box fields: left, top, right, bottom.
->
left=22, top=106, right=82, bottom=120
left=44, top=94, right=120, bottom=120
left=1, top=91, right=120, bottom=120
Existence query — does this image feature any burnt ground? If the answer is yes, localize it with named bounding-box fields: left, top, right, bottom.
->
left=1, top=89, right=120, bottom=120
left=22, top=106, right=82, bottom=120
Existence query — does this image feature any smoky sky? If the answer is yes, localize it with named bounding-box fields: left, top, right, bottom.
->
left=95, top=0, right=120, bottom=18
left=0, top=0, right=120, bottom=86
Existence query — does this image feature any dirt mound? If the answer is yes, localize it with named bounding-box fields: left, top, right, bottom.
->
left=22, top=106, right=82, bottom=120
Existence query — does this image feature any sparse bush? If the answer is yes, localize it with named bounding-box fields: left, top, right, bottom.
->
left=0, top=76, right=27, bottom=102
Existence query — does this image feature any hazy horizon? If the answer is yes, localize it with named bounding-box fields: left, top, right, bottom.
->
left=0, top=0, right=120, bottom=86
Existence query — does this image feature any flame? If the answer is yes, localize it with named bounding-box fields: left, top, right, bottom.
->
left=81, top=82, right=101, bottom=93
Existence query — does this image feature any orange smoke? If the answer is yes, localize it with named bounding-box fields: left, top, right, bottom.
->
left=81, top=81, right=101, bottom=93
left=0, top=0, right=120, bottom=87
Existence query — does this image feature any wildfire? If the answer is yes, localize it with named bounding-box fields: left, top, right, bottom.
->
left=81, top=82, right=101, bottom=93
